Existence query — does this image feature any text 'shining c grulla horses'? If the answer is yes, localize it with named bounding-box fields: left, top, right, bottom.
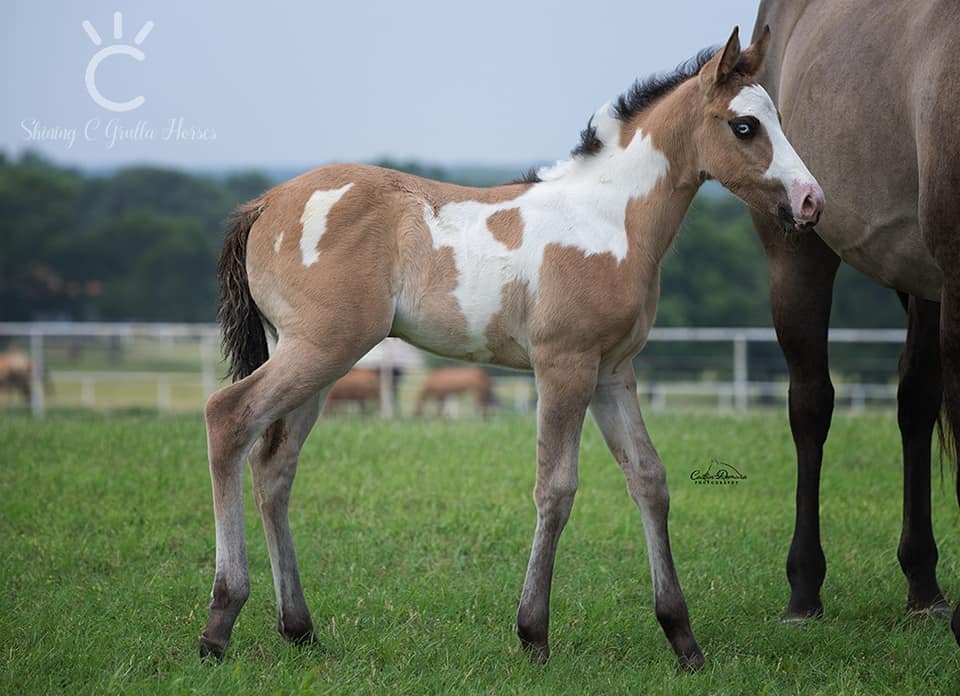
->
left=200, top=27, right=823, bottom=669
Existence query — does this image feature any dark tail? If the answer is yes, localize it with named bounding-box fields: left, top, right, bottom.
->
left=940, top=409, right=960, bottom=505
left=218, top=198, right=268, bottom=382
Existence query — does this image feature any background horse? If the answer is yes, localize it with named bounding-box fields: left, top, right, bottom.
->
left=750, top=0, right=960, bottom=637
left=200, top=27, right=823, bottom=669
left=415, top=367, right=495, bottom=417
left=0, top=352, right=49, bottom=404
left=322, top=368, right=381, bottom=414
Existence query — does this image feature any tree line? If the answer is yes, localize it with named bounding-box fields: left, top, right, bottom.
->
left=0, top=151, right=901, bottom=328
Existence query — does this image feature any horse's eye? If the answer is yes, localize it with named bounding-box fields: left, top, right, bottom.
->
left=729, top=118, right=758, bottom=140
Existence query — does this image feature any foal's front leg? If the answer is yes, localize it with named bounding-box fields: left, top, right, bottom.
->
left=589, top=364, right=703, bottom=670
left=516, top=353, right=599, bottom=663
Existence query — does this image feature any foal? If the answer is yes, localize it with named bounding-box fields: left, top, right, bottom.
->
left=200, top=27, right=823, bottom=668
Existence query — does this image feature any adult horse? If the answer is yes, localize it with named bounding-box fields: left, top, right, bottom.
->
left=415, top=366, right=495, bottom=417
left=0, top=352, right=32, bottom=403
left=749, top=0, right=960, bottom=638
left=322, top=368, right=381, bottom=414
left=200, top=27, right=824, bottom=668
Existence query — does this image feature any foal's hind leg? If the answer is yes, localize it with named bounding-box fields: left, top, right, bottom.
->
left=895, top=294, right=948, bottom=616
left=589, top=364, right=703, bottom=670
left=200, top=341, right=362, bottom=659
left=249, top=390, right=328, bottom=644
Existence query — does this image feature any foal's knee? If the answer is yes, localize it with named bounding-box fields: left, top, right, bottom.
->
left=625, top=464, right=669, bottom=512
left=534, top=477, right=578, bottom=515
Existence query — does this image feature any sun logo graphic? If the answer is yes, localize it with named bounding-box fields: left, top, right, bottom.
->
left=81, top=11, right=154, bottom=112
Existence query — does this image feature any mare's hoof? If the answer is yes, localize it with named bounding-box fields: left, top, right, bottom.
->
left=199, top=634, right=226, bottom=661
left=519, top=638, right=550, bottom=664
left=952, top=607, right=960, bottom=646
left=781, top=605, right=824, bottom=623
left=677, top=648, right=705, bottom=672
left=908, top=598, right=952, bottom=621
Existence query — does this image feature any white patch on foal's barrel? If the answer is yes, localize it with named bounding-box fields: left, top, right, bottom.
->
left=417, top=110, right=670, bottom=356
left=298, top=182, right=354, bottom=266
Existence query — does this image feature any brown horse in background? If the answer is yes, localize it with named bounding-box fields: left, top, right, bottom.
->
left=415, top=367, right=495, bottom=417
left=750, top=0, right=960, bottom=638
left=0, top=352, right=37, bottom=404
left=322, top=368, right=380, bottom=414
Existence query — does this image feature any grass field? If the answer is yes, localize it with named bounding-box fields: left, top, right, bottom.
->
left=2, top=412, right=959, bottom=694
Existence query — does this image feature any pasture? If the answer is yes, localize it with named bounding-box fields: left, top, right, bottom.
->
left=2, top=412, right=959, bottom=694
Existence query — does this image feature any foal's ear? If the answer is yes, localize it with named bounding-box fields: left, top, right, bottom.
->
left=701, top=26, right=741, bottom=90
left=737, top=25, right=771, bottom=76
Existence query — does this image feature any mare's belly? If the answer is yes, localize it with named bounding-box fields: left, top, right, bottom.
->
left=815, top=210, right=943, bottom=302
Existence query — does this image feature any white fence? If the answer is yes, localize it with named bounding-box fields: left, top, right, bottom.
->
left=0, top=322, right=906, bottom=418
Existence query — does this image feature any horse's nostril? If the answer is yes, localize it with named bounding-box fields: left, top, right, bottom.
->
left=801, top=193, right=817, bottom=218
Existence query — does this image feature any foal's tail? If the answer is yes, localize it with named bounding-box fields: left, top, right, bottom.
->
left=218, top=198, right=268, bottom=382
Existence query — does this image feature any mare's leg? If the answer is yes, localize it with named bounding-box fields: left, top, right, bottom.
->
left=516, top=352, right=598, bottom=663
left=248, top=389, right=328, bottom=644
left=590, top=363, right=703, bottom=670
left=200, top=339, right=369, bottom=659
left=944, top=285, right=960, bottom=643
left=916, top=114, right=960, bottom=643
left=754, top=212, right=840, bottom=620
left=895, top=294, right=948, bottom=614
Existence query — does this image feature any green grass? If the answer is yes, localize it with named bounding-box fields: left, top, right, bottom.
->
left=2, top=413, right=959, bottom=694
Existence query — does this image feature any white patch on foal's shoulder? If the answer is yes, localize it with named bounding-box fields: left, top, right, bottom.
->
left=415, top=125, right=670, bottom=353
left=299, top=182, right=354, bottom=266
left=728, top=85, right=815, bottom=186
left=273, top=231, right=283, bottom=254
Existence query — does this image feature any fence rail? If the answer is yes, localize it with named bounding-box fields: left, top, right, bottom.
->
left=0, top=322, right=907, bottom=418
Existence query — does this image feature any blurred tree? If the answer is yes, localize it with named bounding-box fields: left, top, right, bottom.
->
left=0, top=151, right=906, bottom=331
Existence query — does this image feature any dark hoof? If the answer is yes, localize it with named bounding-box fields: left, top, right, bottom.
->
left=907, top=597, right=953, bottom=621
left=280, top=628, right=317, bottom=645
left=782, top=604, right=823, bottom=623
left=676, top=647, right=705, bottom=672
left=277, top=619, right=317, bottom=645
left=951, top=607, right=960, bottom=646
left=519, top=637, right=550, bottom=664
left=199, top=634, right=226, bottom=661
left=907, top=595, right=951, bottom=621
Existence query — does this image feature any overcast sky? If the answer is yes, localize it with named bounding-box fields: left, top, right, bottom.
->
left=5, top=1, right=761, bottom=169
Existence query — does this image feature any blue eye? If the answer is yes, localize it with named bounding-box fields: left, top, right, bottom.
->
left=730, top=118, right=758, bottom=140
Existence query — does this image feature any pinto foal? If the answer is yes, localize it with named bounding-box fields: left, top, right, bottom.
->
left=200, top=27, right=823, bottom=668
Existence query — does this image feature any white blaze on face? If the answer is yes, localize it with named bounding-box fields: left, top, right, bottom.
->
left=728, top=85, right=822, bottom=220
left=299, top=182, right=354, bottom=266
